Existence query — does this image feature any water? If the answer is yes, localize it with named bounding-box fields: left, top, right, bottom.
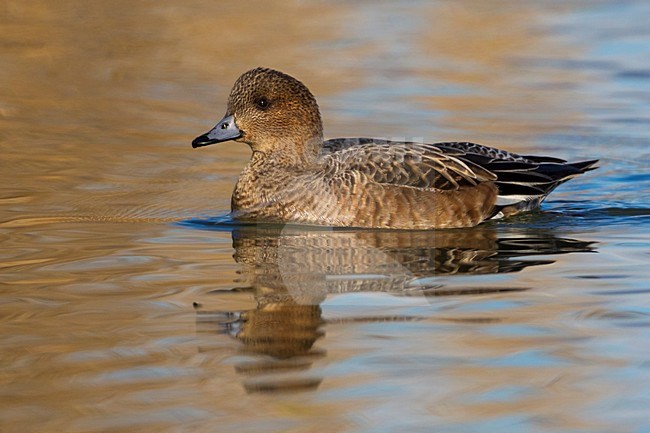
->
left=2, top=1, right=650, bottom=432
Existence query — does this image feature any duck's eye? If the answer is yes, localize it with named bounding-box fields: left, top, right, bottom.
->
left=256, top=97, right=269, bottom=109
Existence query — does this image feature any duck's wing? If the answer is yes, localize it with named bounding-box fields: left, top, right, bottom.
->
left=323, top=138, right=598, bottom=214
left=322, top=138, right=496, bottom=191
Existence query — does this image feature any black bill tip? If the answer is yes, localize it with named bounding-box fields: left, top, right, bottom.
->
left=192, top=134, right=216, bottom=148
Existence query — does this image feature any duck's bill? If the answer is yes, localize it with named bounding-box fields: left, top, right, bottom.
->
left=192, top=115, right=242, bottom=148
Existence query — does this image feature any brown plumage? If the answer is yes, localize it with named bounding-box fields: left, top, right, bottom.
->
left=192, top=67, right=598, bottom=229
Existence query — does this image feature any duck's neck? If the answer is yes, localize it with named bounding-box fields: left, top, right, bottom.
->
left=231, top=151, right=301, bottom=213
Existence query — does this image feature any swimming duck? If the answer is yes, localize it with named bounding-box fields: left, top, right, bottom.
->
left=192, top=67, right=597, bottom=229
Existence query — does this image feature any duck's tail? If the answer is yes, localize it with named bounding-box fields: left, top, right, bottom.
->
left=488, top=157, right=599, bottom=218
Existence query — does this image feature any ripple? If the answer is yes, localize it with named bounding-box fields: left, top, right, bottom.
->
left=593, top=288, right=650, bottom=296
left=577, top=308, right=650, bottom=321
left=617, top=70, right=650, bottom=79
left=176, top=214, right=243, bottom=231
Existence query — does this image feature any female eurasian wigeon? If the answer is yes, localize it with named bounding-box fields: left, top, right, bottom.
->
left=192, top=67, right=597, bottom=229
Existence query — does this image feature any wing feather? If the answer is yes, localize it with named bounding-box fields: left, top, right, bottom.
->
left=321, top=138, right=597, bottom=204
left=322, top=138, right=496, bottom=191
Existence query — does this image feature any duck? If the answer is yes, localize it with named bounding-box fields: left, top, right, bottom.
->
left=192, top=67, right=597, bottom=229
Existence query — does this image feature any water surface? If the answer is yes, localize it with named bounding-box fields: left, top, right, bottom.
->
left=2, top=1, right=650, bottom=432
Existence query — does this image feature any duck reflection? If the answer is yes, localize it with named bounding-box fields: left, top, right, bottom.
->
left=229, top=224, right=595, bottom=296
left=195, top=224, right=595, bottom=393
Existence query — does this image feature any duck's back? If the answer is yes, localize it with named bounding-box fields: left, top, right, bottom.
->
left=319, top=138, right=597, bottom=224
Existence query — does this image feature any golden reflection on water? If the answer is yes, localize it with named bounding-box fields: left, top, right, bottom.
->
left=1, top=1, right=643, bottom=432
left=417, top=2, right=587, bottom=142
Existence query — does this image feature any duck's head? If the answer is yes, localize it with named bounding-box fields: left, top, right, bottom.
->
left=192, top=67, right=324, bottom=162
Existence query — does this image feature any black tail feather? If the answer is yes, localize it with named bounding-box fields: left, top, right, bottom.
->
left=493, top=159, right=599, bottom=197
